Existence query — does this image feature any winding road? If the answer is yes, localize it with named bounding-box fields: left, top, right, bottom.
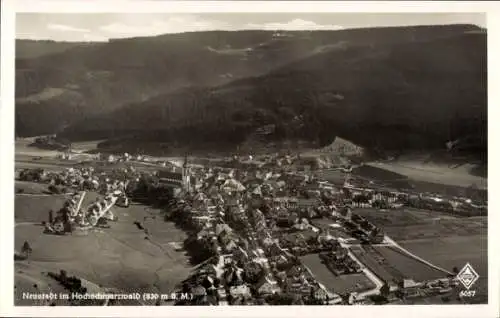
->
left=339, top=241, right=384, bottom=298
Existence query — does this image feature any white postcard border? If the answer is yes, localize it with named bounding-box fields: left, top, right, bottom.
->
left=1, top=1, right=498, bottom=318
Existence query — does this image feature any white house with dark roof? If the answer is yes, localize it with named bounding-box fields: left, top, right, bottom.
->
left=256, top=275, right=281, bottom=296
left=229, top=285, right=251, bottom=299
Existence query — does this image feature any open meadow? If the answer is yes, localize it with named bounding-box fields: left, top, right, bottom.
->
left=371, top=246, right=448, bottom=282
left=400, top=235, right=488, bottom=301
left=354, top=206, right=487, bottom=302
left=355, top=208, right=487, bottom=241
left=15, top=182, right=193, bottom=305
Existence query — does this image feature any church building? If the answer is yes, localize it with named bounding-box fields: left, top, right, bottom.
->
left=157, top=155, right=193, bottom=193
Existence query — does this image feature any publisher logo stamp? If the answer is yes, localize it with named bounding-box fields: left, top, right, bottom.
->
left=456, top=263, right=479, bottom=291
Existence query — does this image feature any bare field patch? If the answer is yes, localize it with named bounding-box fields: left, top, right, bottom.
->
left=367, top=162, right=486, bottom=190
left=70, top=140, right=104, bottom=152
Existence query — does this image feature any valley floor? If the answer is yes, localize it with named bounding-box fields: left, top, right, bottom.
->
left=15, top=186, right=193, bottom=306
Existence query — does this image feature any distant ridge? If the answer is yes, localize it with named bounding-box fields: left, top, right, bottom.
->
left=15, top=39, right=99, bottom=59
left=16, top=25, right=486, bottom=162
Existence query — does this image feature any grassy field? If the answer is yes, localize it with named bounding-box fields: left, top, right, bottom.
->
left=15, top=195, right=68, bottom=224
left=354, top=208, right=487, bottom=241
left=300, top=253, right=376, bottom=294
left=366, top=210, right=487, bottom=294
left=15, top=181, right=51, bottom=195
left=372, top=246, right=448, bottom=282
left=350, top=246, right=400, bottom=285
left=377, top=221, right=486, bottom=241
left=351, top=244, right=448, bottom=286
left=354, top=208, right=434, bottom=227
left=315, top=169, right=347, bottom=185
left=15, top=139, right=61, bottom=158
left=14, top=186, right=193, bottom=305
left=399, top=235, right=487, bottom=275
left=15, top=157, right=76, bottom=171
left=355, top=207, right=463, bottom=225
left=399, top=234, right=488, bottom=302
left=15, top=262, right=73, bottom=306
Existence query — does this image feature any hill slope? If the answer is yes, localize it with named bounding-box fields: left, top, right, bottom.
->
left=15, top=39, right=96, bottom=59
left=16, top=24, right=482, bottom=137
left=61, top=29, right=487, bottom=158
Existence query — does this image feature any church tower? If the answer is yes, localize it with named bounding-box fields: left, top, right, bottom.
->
left=182, top=154, right=191, bottom=192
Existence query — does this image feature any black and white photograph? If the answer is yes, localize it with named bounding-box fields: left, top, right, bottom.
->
left=1, top=1, right=498, bottom=318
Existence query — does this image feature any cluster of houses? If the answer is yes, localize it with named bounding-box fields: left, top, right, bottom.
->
left=348, top=213, right=385, bottom=244
left=319, top=246, right=362, bottom=275
left=391, top=277, right=460, bottom=300
left=343, top=177, right=487, bottom=217
left=165, top=166, right=347, bottom=305
left=169, top=155, right=477, bottom=305
left=16, top=166, right=140, bottom=235
left=407, top=194, right=487, bottom=216
left=164, top=153, right=482, bottom=305
left=17, top=150, right=483, bottom=305
left=17, top=166, right=134, bottom=195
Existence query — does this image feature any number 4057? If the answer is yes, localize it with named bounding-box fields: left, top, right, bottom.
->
left=459, top=290, right=476, bottom=297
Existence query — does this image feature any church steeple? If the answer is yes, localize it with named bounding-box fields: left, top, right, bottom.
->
left=182, top=153, right=191, bottom=192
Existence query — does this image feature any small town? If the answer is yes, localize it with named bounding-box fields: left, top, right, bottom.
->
left=15, top=150, right=487, bottom=306
left=9, top=12, right=488, bottom=313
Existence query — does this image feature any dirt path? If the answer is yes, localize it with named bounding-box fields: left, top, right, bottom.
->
left=15, top=222, right=38, bottom=228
